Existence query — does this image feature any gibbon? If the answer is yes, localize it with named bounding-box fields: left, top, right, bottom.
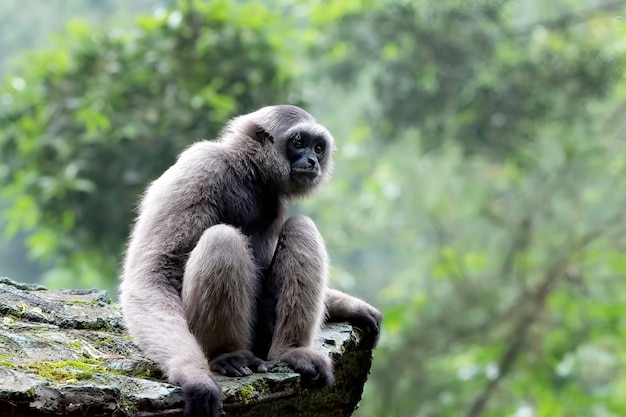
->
left=119, top=105, right=381, bottom=417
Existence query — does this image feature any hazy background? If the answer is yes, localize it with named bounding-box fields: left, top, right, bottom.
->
left=1, top=1, right=625, bottom=416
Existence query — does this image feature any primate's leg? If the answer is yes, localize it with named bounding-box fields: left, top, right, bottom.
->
left=325, top=289, right=383, bottom=349
left=266, top=215, right=334, bottom=387
left=182, top=224, right=267, bottom=377
left=251, top=266, right=278, bottom=360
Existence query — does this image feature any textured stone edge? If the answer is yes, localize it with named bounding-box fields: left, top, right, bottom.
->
left=0, top=278, right=374, bottom=417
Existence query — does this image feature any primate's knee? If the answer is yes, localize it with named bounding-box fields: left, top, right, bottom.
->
left=271, top=215, right=328, bottom=286
left=277, top=215, right=327, bottom=261
left=182, top=224, right=257, bottom=355
left=184, top=224, right=256, bottom=300
left=281, top=215, right=318, bottom=240
left=190, top=225, right=252, bottom=276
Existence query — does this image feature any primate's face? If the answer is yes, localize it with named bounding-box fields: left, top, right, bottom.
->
left=285, top=130, right=328, bottom=182
left=245, top=105, right=335, bottom=197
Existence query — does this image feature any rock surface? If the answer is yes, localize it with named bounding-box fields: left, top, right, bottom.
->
left=0, top=278, right=374, bottom=417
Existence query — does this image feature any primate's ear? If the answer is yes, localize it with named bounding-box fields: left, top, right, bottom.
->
left=255, top=128, right=274, bottom=144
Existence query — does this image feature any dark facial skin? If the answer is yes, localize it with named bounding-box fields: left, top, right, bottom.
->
left=286, top=131, right=327, bottom=180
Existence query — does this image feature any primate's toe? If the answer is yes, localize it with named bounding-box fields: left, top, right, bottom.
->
left=209, top=350, right=267, bottom=377
left=349, top=306, right=383, bottom=349
left=280, top=347, right=334, bottom=388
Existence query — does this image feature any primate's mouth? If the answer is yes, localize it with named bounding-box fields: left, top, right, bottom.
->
left=290, top=168, right=318, bottom=179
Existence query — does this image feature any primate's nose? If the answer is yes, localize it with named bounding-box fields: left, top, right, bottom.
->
left=308, top=158, right=316, bottom=167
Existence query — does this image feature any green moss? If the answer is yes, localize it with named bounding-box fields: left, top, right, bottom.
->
left=27, top=362, right=90, bottom=382
left=238, top=384, right=255, bottom=404
left=67, top=298, right=105, bottom=306
left=129, top=368, right=154, bottom=379
left=2, top=316, right=15, bottom=328
left=66, top=358, right=101, bottom=368
left=121, top=397, right=137, bottom=412
left=93, top=337, right=113, bottom=346
left=25, top=358, right=104, bottom=382
left=67, top=299, right=89, bottom=304
left=68, top=340, right=83, bottom=349
left=0, top=361, right=17, bottom=369
left=0, top=354, right=18, bottom=369
left=233, top=378, right=272, bottom=405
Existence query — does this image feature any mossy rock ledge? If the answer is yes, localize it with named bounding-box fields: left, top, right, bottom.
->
left=0, top=278, right=375, bottom=417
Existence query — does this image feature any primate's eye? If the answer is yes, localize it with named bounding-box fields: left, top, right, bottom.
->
left=292, top=133, right=303, bottom=149
left=314, top=144, right=325, bottom=155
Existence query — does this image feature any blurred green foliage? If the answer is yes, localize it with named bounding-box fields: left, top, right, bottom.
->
left=1, top=0, right=626, bottom=416
left=312, top=0, right=621, bottom=156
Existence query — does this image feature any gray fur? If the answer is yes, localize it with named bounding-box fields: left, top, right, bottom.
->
left=119, top=105, right=380, bottom=417
left=267, top=216, right=329, bottom=357
left=182, top=225, right=257, bottom=356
